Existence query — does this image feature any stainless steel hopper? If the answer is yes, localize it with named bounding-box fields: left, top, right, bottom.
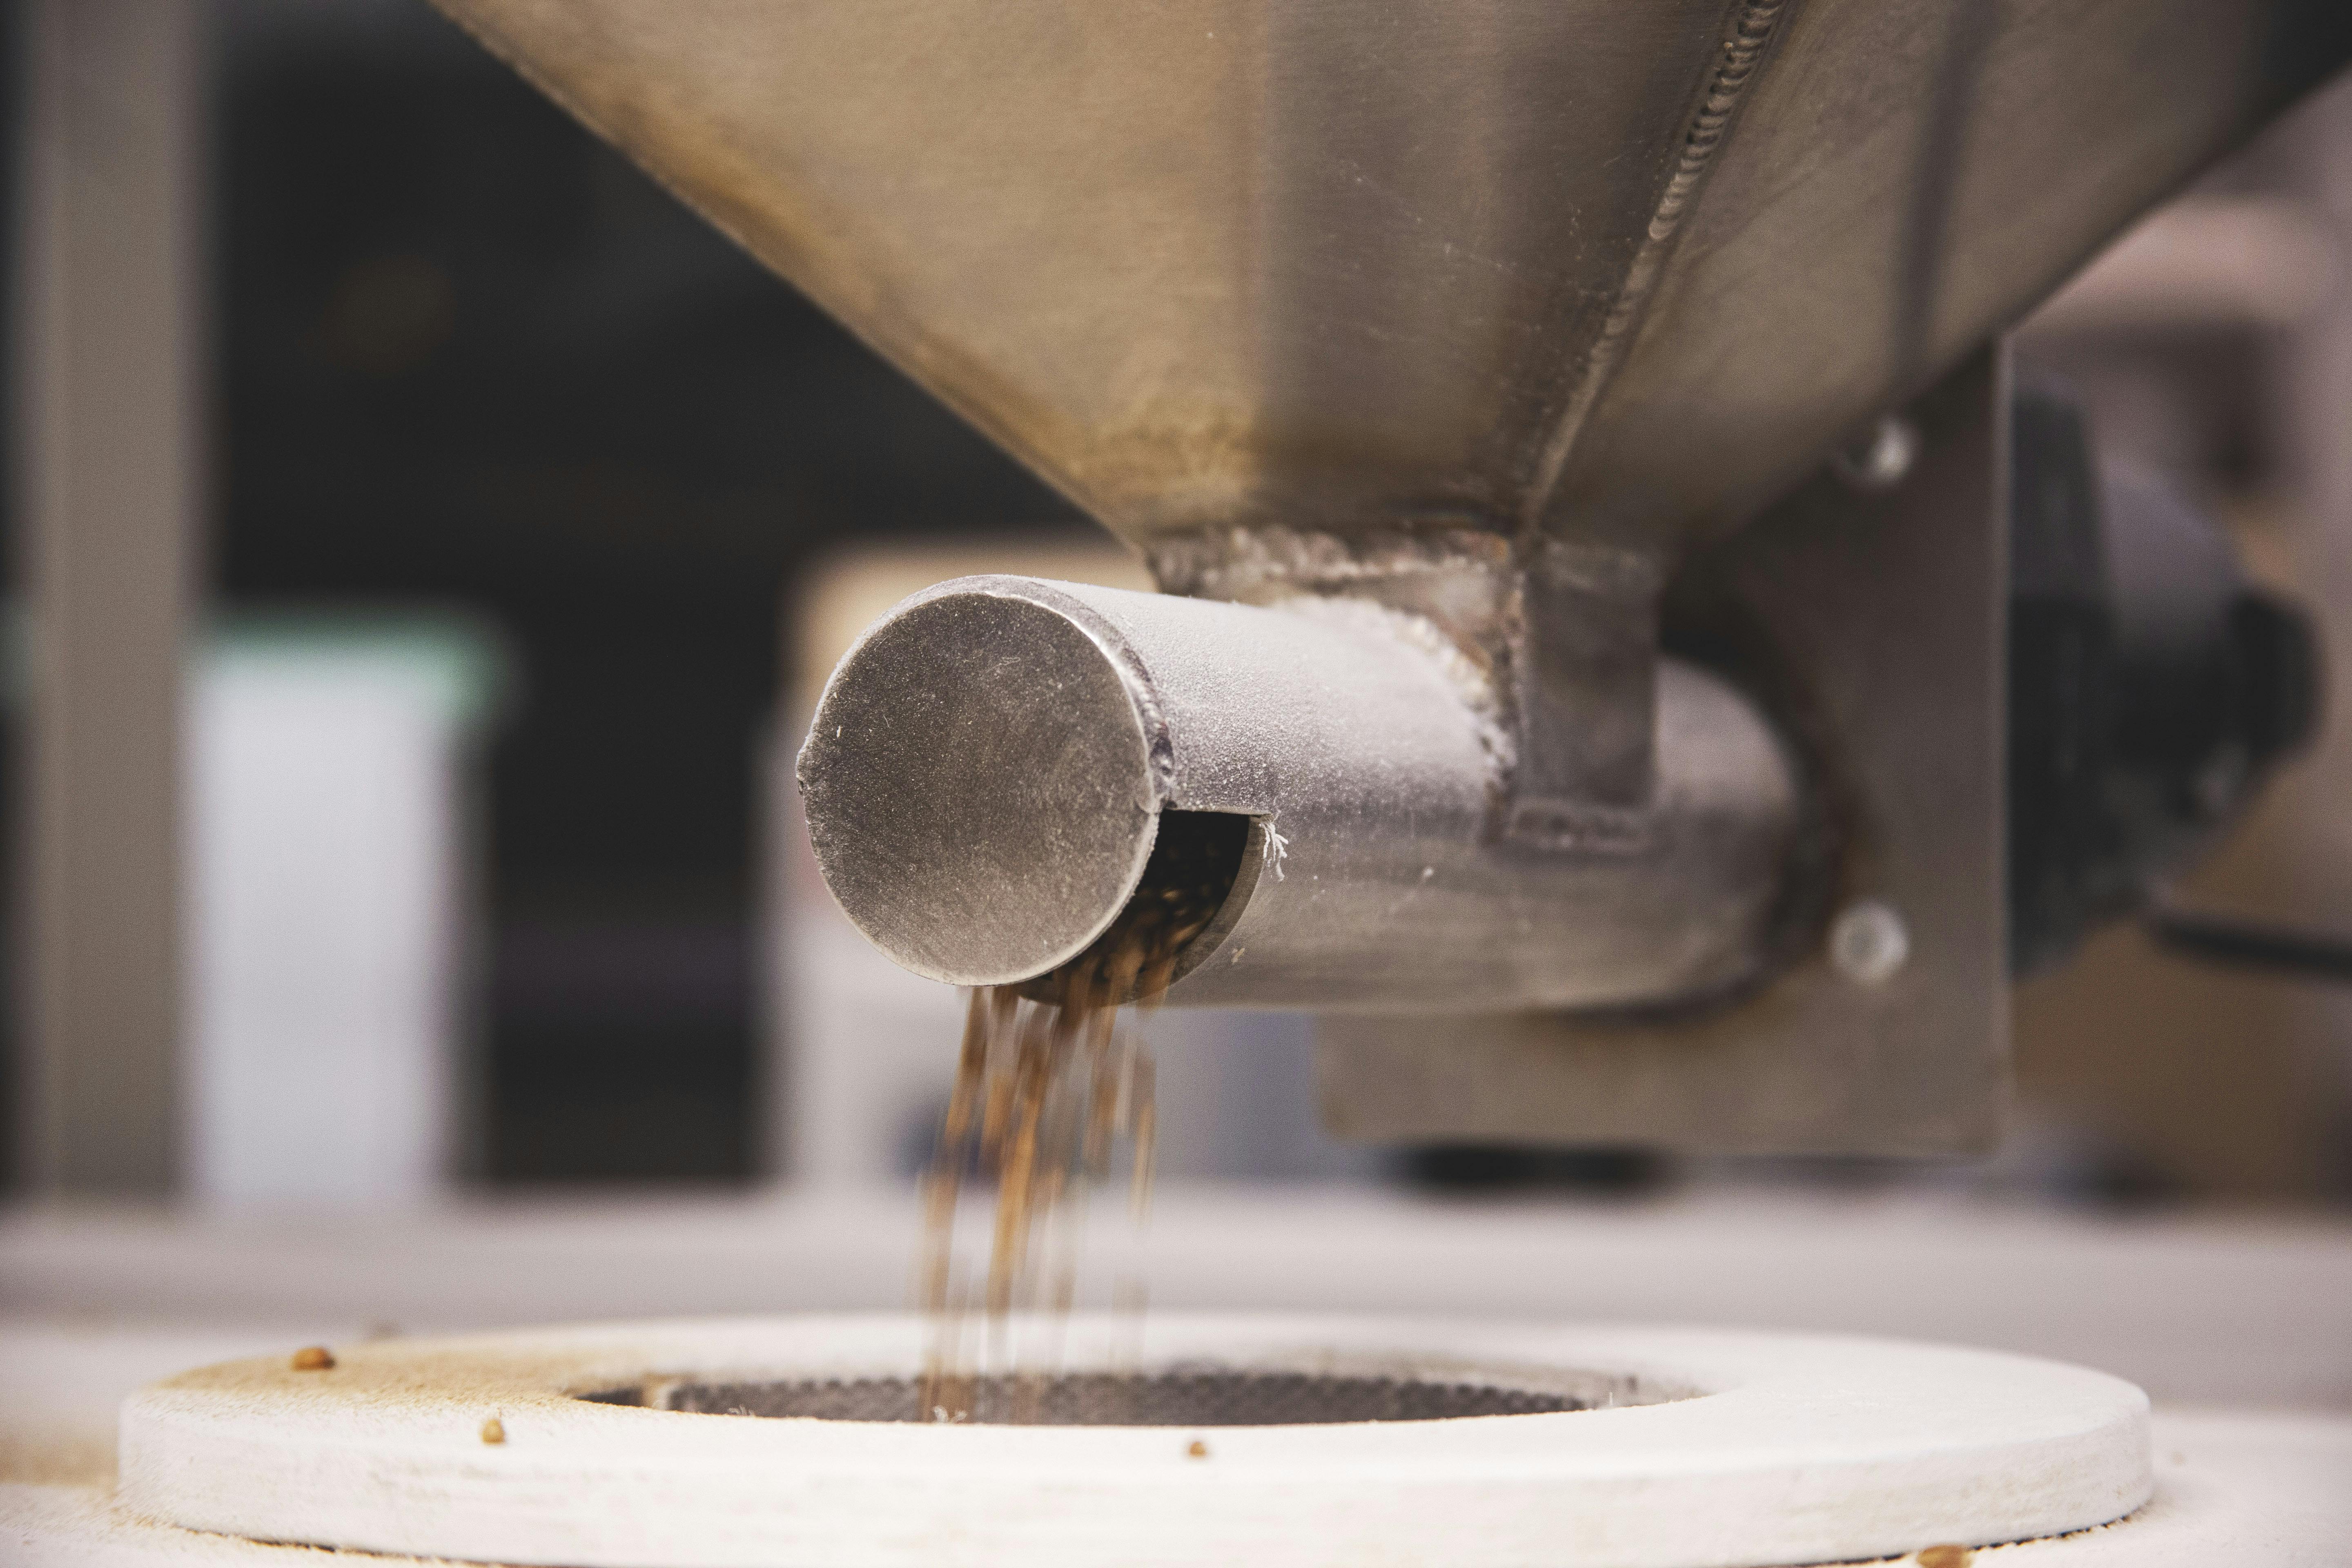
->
left=429, top=0, right=2344, bottom=557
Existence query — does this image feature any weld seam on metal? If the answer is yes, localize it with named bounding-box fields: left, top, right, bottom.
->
left=1526, top=0, right=1793, bottom=524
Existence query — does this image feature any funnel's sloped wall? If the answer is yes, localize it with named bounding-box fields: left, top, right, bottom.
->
left=432, top=0, right=2352, bottom=555
left=423, top=0, right=1744, bottom=546
left=1553, top=0, right=2352, bottom=549
left=428, top=1, right=1260, bottom=540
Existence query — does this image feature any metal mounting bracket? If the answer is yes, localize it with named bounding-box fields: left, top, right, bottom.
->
left=1317, top=345, right=2010, bottom=1156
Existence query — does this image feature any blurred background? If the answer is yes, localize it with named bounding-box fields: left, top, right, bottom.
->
left=0, top=0, right=2347, bottom=1218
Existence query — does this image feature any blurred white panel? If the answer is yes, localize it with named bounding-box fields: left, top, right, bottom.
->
left=785, top=911, right=969, bottom=1185
left=185, top=624, right=498, bottom=1208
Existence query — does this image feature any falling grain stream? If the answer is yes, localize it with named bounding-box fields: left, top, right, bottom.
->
left=915, top=813, right=1248, bottom=1423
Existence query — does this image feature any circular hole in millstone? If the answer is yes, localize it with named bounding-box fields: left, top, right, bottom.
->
left=585, top=1368, right=1656, bottom=1426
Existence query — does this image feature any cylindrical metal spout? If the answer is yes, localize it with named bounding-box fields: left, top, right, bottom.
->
left=797, top=576, right=1801, bottom=1014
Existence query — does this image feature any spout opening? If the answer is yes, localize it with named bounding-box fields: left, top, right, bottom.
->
left=1018, top=810, right=1258, bottom=1007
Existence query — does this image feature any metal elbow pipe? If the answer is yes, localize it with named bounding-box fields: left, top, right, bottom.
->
left=796, top=575, right=1800, bottom=1014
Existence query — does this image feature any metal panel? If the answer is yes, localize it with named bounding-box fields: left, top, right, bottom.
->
left=1316, top=348, right=2008, bottom=1154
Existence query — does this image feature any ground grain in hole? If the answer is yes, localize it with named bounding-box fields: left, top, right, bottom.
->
left=614, top=1370, right=1592, bottom=1426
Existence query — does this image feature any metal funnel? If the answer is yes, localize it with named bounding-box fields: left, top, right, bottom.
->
left=429, top=0, right=2349, bottom=561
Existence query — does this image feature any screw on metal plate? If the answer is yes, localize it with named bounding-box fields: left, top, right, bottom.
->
left=1829, top=900, right=1909, bottom=985
left=1832, top=414, right=1920, bottom=494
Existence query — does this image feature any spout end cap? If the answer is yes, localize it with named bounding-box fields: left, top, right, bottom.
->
left=797, top=581, right=1162, bottom=987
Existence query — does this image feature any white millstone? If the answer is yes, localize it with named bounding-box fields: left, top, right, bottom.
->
left=114, top=1315, right=2154, bottom=1568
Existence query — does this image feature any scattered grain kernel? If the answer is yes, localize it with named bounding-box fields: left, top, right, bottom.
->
left=481, top=1416, right=506, bottom=1445
left=1915, top=1547, right=1971, bottom=1568
left=1186, top=1439, right=1209, bottom=1459
left=290, top=1346, right=335, bottom=1372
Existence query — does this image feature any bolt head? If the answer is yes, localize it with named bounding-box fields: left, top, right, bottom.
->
left=1829, top=900, right=1909, bottom=985
left=1832, top=415, right=1920, bottom=493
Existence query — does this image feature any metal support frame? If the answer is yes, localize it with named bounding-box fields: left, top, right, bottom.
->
left=1318, top=346, right=2010, bottom=1156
